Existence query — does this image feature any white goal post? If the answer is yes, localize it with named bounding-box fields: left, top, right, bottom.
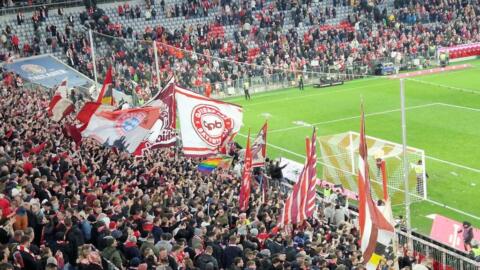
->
left=319, top=131, right=427, bottom=204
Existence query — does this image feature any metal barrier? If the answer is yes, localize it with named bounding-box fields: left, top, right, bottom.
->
left=278, top=180, right=480, bottom=270
left=396, top=230, right=480, bottom=270
left=0, top=0, right=126, bottom=16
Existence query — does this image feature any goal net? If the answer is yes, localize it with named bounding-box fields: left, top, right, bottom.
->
left=318, top=131, right=426, bottom=205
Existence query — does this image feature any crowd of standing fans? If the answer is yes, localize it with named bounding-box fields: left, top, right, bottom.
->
left=0, top=68, right=444, bottom=269
left=1, top=0, right=480, bottom=96
left=0, top=1, right=479, bottom=269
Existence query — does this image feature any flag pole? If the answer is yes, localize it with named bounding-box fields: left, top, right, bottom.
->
left=88, top=29, right=98, bottom=94
left=153, top=40, right=162, bottom=92
left=400, top=79, right=412, bottom=248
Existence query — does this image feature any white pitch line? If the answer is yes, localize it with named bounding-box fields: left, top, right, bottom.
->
left=236, top=133, right=480, bottom=220
left=436, top=102, right=480, bottom=113
left=426, top=155, right=480, bottom=173
left=224, top=76, right=385, bottom=103
left=238, top=81, right=393, bottom=107
left=406, top=78, right=480, bottom=95
left=270, top=103, right=439, bottom=133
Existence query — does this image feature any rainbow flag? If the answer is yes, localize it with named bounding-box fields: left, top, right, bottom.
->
left=198, top=156, right=232, bottom=174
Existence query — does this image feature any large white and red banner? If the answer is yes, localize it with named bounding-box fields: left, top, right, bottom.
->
left=81, top=107, right=161, bottom=153
left=175, top=86, right=243, bottom=157
left=251, top=122, right=267, bottom=168
left=134, top=77, right=177, bottom=156
left=430, top=215, right=480, bottom=252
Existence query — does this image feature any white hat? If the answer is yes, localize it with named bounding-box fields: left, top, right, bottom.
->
left=11, top=188, right=20, bottom=197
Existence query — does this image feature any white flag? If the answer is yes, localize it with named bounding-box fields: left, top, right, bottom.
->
left=175, top=86, right=243, bottom=157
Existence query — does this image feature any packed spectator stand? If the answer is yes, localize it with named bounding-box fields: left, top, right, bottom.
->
left=1, top=0, right=480, bottom=270
left=1, top=0, right=480, bottom=96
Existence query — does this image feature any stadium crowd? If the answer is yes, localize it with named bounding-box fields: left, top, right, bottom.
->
left=0, top=1, right=478, bottom=270
left=1, top=0, right=480, bottom=97
left=1, top=64, right=450, bottom=269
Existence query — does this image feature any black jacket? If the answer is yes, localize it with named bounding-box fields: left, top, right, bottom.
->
left=66, top=225, right=85, bottom=265
left=222, top=245, right=243, bottom=269
left=195, top=253, right=219, bottom=270
left=17, top=248, right=39, bottom=270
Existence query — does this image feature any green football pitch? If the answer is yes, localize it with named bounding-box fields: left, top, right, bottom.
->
left=226, top=60, right=480, bottom=235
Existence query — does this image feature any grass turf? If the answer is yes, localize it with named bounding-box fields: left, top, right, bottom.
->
left=226, top=61, right=480, bottom=235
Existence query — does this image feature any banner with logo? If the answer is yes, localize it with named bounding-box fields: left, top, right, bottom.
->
left=3, top=54, right=94, bottom=91
left=133, top=77, right=177, bottom=156
left=175, top=86, right=243, bottom=157
left=81, top=107, right=161, bottom=153
left=430, top=214, right=480, bottom=252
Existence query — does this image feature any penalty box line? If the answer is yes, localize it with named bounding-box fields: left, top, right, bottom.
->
left=269, top=103, right=440, bottom=134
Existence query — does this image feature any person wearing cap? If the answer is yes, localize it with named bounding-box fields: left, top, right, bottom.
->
left=101, top=236, right=123, bottom=270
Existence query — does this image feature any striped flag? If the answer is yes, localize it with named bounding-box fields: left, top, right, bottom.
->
left=239, top=131, right=253, bottom=212
left=357, top=103, right=395, bottom=270
left=47, top=79, right=74, bottom=122
left=278, top=128, right=318, bottom=226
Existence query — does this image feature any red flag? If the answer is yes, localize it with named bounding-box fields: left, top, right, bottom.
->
left=76, top=101, right=102, bottom=125
left=239, top=131, right=252, bottom=212
left=252, top=122, right=268, bottom=168
left=64, top=124, right=83, bottom=146
left=96, top=66, right=114, bottom=105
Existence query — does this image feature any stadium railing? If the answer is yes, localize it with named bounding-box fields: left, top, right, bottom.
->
left=278, top=180, right=480, bottom=270
left=0, top=0, right=123, bottom=16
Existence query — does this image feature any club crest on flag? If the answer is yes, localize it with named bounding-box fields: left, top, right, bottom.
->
left=192, top=104, right=233, bottom=146
left=116, top=112, right=147, bottom=134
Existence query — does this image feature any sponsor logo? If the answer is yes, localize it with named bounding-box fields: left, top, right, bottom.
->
left=192, top=104, right=233, bottom=146
left=116, top=112, right=146, bottom=135
left=21, top=64, right=46, bottom=74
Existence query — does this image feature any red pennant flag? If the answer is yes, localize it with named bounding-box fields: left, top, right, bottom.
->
left=239, top=131, right=253, bottom=212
